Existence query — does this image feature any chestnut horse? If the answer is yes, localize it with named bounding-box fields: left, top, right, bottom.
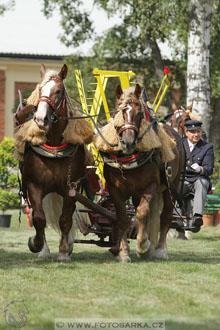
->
left=171, top=104, right=193, bottom=137
left=103, top=84, right=185, bottom=262
left=19, top=64, right=92, bottom=262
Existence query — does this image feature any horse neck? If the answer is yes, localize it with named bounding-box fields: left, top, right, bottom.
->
left=46, top=107, right=68, bottom=146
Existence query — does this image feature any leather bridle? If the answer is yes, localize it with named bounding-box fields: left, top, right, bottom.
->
left=36, top=77, right=66, bottom=123
left=172, top=109, right=188, bottom=138
left=117, top=99, right=143, bottom=136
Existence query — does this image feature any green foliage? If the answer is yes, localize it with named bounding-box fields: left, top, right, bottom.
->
left=43, top=0, right=220, bottom=115
left=0, top=0, right=15, bottom=16
left=210, top=148, right=220, bottom=185
left=43, top=0, right=188, bottom=97
left=7, top=174, right=19, bottom=189
left=214, top=181, right=220, bottom=196
left=0, top=189, right=20, bottom=213
left=210, top=0, right=220, bottom=98
left=12, top=88, right=33, bottom=113
left=43, top=0, right=94, bottom=47
left=0, top=137, right=20, bottom=213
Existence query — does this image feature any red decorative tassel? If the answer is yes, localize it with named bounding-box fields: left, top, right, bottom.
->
left=164, top=66, right=170, bottom=75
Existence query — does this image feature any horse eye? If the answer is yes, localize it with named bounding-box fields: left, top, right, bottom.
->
left=55, top=89, right=61, bottom=95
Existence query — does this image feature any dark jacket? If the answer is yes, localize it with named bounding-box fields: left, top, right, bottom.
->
left=183, top=138, right=214, bottom=184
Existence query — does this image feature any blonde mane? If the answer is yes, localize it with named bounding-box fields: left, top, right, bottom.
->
left=26, top=70, right=59, bottom=106
left=93, top=86, right=176, bottom=163
left=15, top=68, right=93, bottom=161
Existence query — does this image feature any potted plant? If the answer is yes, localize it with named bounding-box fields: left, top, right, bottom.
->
left=213, top=181, right=220, bottom=226
left=202, top=209, right=216, bottom=227
left=0, top=137, right=20, bottom=227
left=202, top=192, right=220, bottom=227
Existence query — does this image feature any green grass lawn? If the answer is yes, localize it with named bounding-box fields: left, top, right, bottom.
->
left=0, top=210, right=220, bottom=330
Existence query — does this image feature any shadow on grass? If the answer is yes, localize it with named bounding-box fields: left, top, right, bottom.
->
left=0, top=248, right=117, bottom=269
left=1, top=245, right=220, bottom=269
left=167, top=252, right=220, bottom=264
left=1, top=320, right=54, bottom=330
left=166, top=319, right=220, bottom=330
left=192, top=235, right=220, bottom=242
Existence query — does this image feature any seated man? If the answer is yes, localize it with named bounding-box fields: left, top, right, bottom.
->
left=173, top=119, right=214, bottom=232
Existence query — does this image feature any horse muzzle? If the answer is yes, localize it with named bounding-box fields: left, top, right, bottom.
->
left=34, top=115, right=50, bottom=131
left=118, top=124, right=138, bottom=155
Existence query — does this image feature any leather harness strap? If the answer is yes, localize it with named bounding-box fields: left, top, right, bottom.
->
left=30, top=143, right=78, bottom=158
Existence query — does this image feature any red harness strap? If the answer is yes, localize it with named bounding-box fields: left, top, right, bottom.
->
left=41, top=143, right=68, bottom=150
left=36, top=96, right=57, bottom=111
left=144, top=108, right=150, bottom=122
left=109, top=152, right=140, bottom=162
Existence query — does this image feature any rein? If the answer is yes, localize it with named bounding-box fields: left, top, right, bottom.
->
left=137, top=118, right=157, bottom=143
left=118, top=97, right=156, bottom=143
left=36, top=77, right=66, bottom=123
left=77, top=108, right=119, bottom=148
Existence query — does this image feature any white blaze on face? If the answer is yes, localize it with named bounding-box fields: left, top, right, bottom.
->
left=35, top=80, right=56, bottom=128
left=174, top=109, right=183, bottom=119
left=126, top=104, right=132, bottom=122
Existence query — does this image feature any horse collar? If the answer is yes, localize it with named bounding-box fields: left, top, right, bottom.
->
left=100, top=150, right=155, bottom=170
left=30, top=143, right=78, bottom=158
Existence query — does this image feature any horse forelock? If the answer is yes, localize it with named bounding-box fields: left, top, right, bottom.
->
left=26, top=70, right=62, bottom=107
left=40, top=70, right=61, bottom=88
left=117, top=86, right=141, bottom=112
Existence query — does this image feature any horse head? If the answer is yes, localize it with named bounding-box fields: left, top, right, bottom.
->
left=171, top=103, right=193, bottom=136
left=34, top=64, right=68, bottom=131
left=115, top=84, right=144, bottom=154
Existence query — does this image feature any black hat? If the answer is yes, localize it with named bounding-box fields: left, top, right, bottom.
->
left=184, top=119, right=202, bottom=131
left=164, top=113, right=173, bottom=122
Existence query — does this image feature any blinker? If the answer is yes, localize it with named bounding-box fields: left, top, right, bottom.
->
left=51, top=113, right=58, bottom=123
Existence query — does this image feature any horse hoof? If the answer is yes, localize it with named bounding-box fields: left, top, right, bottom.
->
left=116, top=255, right=131, bottom=263
left=68, top=244, right=73, bottom=256
left=57, top=254, right=71, bottom=263
left=152, top=248, right=168, bottom=260
left=38, top=252, right=51, bottom=260
left=28, top=237, right=43, bottom=253
left=136, top=239, right=151, bottom=255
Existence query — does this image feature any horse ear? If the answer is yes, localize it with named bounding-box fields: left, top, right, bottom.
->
left=115, top=85, right=123, bottom=99
left=40, top=64, right=46, bottom=79
left=134, top=84, right=141, bottom=98
left=172, top=103, right=178, bottom=112
left=58, top=64, right=68, bottom=80
left=187, top=103, right=193, bottom=111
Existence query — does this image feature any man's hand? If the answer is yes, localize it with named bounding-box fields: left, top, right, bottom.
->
left=191, top=163, right=201, bottom=173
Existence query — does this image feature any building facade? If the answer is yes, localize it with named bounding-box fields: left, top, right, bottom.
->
left=0, top=53, right=64, bottom=141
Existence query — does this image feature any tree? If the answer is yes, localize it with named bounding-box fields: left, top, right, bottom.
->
left=186, top=0, right=213, bottom=138
left=43, top=0, right=189, bottom=107
left=43, top=0, right=220, bottom=141
left=0, top=0, right=15, bottom=16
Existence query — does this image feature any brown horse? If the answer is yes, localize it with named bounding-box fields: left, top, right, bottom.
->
left=17, top=64, right=93, bottom=262
left=102, top=84, right=185, bottom=262
left=170, top=104, right=193, bottom=136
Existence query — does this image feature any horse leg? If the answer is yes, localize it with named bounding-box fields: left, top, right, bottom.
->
left=153, top=189, right=172, bottom=260
left=57, top=197, right=75, bottom=262
left=116, top=206, right=131, bottom=263
left=67, top=230, right=74, bottom=256
left=38, top=239, right=51, bottom=259
left=27, top=186, right=46, bottom=253
left=135, top=195, right=151, bottom=257
left=108, top=188, right=131, bottom=263
left=135, top=184, right=158, bottom=258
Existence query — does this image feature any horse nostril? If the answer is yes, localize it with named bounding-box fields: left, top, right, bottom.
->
left=44, top=116, right=49, bottom=126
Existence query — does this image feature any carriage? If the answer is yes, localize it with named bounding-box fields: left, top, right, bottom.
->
left=14, top=64, right=187, bottom=262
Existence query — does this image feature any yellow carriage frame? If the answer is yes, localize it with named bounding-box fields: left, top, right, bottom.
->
left=74, top=67, right=170, bottom=185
